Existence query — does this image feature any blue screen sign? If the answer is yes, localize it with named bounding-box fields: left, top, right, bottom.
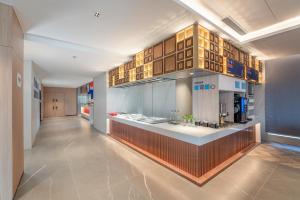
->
left=227, top=59, right=244, bottom=78
left=194, top=84, right=216, bottom=91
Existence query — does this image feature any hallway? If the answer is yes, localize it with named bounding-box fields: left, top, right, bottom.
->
left=14, top=117, right=300, bottom=200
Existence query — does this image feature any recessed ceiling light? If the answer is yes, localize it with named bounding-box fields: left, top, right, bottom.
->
left=94, top=11, right=101, bottom=18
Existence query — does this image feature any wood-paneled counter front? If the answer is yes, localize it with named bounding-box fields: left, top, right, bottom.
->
left=109, top=116, right=259, bottom=185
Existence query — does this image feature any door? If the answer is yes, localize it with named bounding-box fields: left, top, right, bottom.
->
left=44, top=94, right=56, bottom=117
left=44, top=93, right=65, bottom=117
left=55, top=93, right=65, bottom=117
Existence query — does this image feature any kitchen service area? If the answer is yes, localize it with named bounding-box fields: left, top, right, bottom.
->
left=78, top=81, right=94, bottom=124
left=105, top=23, right=263, bottom=185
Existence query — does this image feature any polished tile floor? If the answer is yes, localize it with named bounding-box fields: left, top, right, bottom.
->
left=15, top=117, right=300, bottom=200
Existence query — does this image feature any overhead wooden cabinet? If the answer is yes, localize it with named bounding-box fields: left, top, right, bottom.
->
left=164, top=54, right=176, bottom=73
left=153, top=42, right=163, bottom=60
left=164, top=35, right=176, bottom=56
left=144, top=47, right=153, bottom=63
left=153, top=59, right=163, bottom=76
left=108, top=23, right=265, bottom=87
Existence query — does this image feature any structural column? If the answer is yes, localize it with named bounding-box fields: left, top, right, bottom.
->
left=0, top=2, right=24, bottom=199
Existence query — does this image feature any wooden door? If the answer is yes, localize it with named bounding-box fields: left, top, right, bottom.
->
left=44, top=93, right=65, bottom=117
left=44, top=94, right=56, bottom=118
left=55, top=93, right=65, bottom=117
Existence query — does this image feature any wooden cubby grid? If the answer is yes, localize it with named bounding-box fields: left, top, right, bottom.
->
left=109, top=23, right=264, bottom=87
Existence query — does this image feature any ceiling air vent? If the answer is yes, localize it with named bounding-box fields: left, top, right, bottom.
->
left=222, top=17, right=247, bottom=35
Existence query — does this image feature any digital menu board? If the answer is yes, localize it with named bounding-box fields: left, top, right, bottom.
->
left=227, top=59, right=244, bottom=78
left=246, top=67, right=259, bottom=82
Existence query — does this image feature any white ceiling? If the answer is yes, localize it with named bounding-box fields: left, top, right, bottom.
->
left=199, top=0, right=300, bottom=32
left=250, top=28, right=300, bottom=59
left=12, top=0, right=199, bottom=87
left=5, top=0, right=300, bottom=87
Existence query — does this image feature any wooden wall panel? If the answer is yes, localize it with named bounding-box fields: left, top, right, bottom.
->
left=144, top=47, right=153, bottom=64
left=185, top=37, right=193, bottom=48
left=0, top=3, right=26, bottom=195
left=12, top=51, right=24, bottom=193
left=64, top=88, right=77, bottom=116
left=177, top=61, right=184, bottom=71
left=185, top=48, right=193, bottom=59
left=0, top=46, right=13, bottom=199
left=153, top=59, right=163, bottom=76
left=185, top=59, right=193, bottom=69
left=153, top=42, right=163, bottom=60
left=164, top=54, right=176, bottom=74
left=0, top=3, right=12, bottom=47
left=110, top=120, right=256, bottom=185
left=11, top=10, right=24, bottom=60
left=177, top=41, right=184, bottom=51
left=164, top=35, right=176, bottom=56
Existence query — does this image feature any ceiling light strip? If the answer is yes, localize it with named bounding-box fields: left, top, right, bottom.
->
left=241, top=15, right=300, bottom=43
left=174, top=0, right=242, bottom=41
left=175, top=0, right=300, bottom=45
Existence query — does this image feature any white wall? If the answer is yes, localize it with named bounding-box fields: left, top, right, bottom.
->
left=23, top=61, right=42, bottom=149
left=193, top=75, right=219, bottom=123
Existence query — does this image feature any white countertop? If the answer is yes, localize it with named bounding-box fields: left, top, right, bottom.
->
left=110, top=115, right=259, bottom=146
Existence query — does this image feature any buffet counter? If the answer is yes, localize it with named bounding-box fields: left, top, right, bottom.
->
left=80, top=104, right=94, bottom=124
left=111, top=114, right=260, bottom=146
left=109, top=114, right=261, bottom=185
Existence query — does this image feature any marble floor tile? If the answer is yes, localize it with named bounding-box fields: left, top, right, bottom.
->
left=14, top=117, right=300, bottom=200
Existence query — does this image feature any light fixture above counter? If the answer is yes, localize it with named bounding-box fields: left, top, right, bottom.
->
left=108, top=23, right=265, bottom=88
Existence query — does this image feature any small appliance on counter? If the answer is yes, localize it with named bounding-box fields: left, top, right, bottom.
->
left=234, top=94, right=248, bottom=123
left=219, top=103, right=229, bottom=127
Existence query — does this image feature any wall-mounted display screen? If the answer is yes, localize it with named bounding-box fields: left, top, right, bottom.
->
left=227, top=59, right=244, bottom=78
left=246, top=67, right=259, bottom=82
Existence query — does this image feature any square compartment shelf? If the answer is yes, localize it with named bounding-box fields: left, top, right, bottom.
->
left=198, top=25, right=210, bottom=40
left=198, top=58, right=204, bottom=69
left=176, top=30, right=185, bottom=43
left=135, top=51, right=144, bottom=66
left=185, top=25, right=194, bottom=38
left=198, top=47, right=204, bottom=58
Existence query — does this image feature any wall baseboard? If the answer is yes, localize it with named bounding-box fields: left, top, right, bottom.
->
left=266, top=132, right=300, bottom=147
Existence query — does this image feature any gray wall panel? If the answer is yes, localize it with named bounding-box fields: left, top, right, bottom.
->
left=266, top=55, right=300, bottom=137
left=107, top=80, right=176, bottom=118
left=153, top=80, right=176, bottom=118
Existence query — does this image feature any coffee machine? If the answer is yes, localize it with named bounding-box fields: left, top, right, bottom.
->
left=234, top=94, right=248, bottom=123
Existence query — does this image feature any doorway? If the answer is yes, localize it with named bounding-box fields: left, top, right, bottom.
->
left=44, top=93, right=65, bottom=117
